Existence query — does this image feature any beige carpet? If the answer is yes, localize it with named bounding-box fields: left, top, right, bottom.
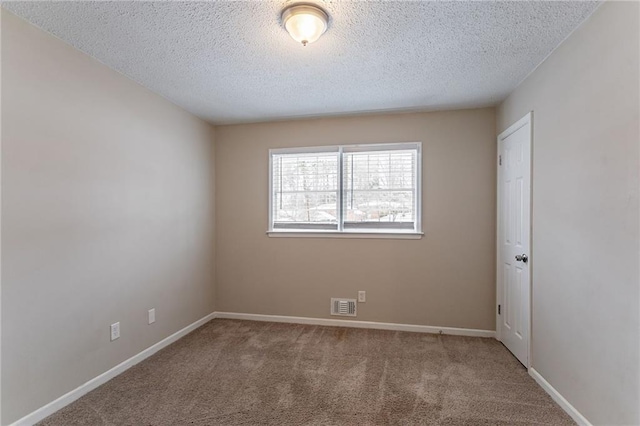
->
left=38, top=319, right=574, bottom=425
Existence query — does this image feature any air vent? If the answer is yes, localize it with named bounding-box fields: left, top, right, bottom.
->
left=331, top=298, right=357, bottom=317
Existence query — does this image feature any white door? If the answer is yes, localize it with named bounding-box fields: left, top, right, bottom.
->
left=497, top=112, right=531, bottom=368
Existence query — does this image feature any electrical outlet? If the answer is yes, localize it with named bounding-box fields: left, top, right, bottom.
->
left=358, top=291, right=366, bottom=303
left=148, top=308, right=156, bottom=324
left=110, top=322, right=120, bottom=341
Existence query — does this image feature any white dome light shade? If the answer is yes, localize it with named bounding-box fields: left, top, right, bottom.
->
left=282, top=4, right=328, bottom=46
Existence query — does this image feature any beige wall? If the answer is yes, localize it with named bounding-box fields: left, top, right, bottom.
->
left=215, top=108, right=497, bottom=330
left=497, top=2, right=639, bottom=424
left=1, top=11, right=216, bottom=425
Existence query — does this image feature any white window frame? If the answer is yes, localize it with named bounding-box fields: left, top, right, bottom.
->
left=267, top=142, right=423, bottom=239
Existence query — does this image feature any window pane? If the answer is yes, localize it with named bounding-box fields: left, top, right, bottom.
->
left=343, top=150, right=416, bottom=229
left=272, top=152, right=338, bottom=227
left=270, top=144, right=420, bottom=233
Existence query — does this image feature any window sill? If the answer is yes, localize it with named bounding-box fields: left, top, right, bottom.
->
left=266, top=230, right=424, bottom=240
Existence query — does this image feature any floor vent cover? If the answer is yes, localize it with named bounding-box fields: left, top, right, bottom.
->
left=331, top=298, right=357, bottom=317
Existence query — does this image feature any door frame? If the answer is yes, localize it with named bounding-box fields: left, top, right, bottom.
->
left=496, top=111, right=533, bottom=369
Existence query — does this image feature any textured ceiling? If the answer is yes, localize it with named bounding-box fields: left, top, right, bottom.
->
left=3, top=1, right=600, bottom=124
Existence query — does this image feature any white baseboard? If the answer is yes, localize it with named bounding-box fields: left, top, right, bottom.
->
left=9, top=312, right=216, bottom=426
left=10, top=311, right=493, bottom=425
left=529, top=368, right=592, bottom=426
left=214, top=311, right=496, bottom=338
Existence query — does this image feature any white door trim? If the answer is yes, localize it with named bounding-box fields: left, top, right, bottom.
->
left=496, top=111, right=533, bottom=368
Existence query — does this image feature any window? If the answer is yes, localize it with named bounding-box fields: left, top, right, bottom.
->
left=269, top=142, right=422, bottom=236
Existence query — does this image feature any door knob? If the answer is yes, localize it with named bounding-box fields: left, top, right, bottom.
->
left=515, top=254, right=528, bottom=263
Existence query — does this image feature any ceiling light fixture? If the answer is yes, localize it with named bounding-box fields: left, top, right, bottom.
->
left=281, top=4, right=329, bottom=47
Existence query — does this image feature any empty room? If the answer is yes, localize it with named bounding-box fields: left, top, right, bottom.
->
left=1, top=0, right=638, bottom=425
